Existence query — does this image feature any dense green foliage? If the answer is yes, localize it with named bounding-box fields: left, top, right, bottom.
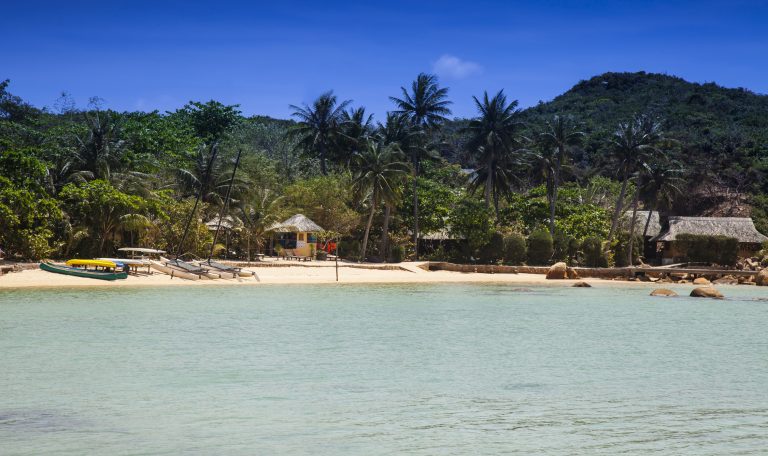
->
left=674, top=234, right=739, bottom=266
left=1, top=71, right=766, bottom=266
left=527, top=229, right=554, bottom=265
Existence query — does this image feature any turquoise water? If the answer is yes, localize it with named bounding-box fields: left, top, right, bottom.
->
left=1, top=283, right=767, bottom=455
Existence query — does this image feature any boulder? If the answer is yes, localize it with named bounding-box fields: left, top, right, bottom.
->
left=690, top=287, right=724, bottom=298
left=692, top=277, right=711, bottom=285
left=713, top=275, right=739, bottom=285
left=546, top=262, right=568, bottom=280
left=756, top=269, right=768, bottom=286
left=572, top=281, right=591, bottom=288
left=566, top=267, right=580, bottom=279
left=650, top=288, right=678, bottom=297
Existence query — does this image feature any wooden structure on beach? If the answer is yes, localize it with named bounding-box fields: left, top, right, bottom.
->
left=652, top=216, right=767, bottom=264
left=267, top=214, right=323, bottom=258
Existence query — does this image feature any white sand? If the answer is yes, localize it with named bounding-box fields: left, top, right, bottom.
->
left=0, top=261, right=571, bottom=289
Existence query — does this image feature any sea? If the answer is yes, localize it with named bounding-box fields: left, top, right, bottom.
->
left=1, top=283, right=767, bottom=455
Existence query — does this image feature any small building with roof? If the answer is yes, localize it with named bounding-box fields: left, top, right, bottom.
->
left=652, top=216, right=768, bottom=264
left=267, top=214, right=324, bottom=258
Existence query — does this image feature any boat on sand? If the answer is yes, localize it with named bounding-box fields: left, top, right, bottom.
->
left=40, top=261, right=128, bottom=280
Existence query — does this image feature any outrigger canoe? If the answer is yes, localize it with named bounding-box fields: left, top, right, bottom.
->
left=40, top=261, right=128, bottom=280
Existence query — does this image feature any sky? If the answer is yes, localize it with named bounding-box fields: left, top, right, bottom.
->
left=4, top=0, right=768, bottom=120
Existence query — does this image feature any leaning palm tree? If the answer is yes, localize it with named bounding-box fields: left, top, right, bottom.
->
left=288, top=91, right=351, bottom=175
left=607, top=115, right=664, bottom=242
left=537, top=115, right=584, bottom=236
left=463, top=90, right=523, bottom=217
left=390, top=73, right=451, bottom=257
left=337, top=107, right=375, bottom=166
left=350, top=140, right=411, bottom=262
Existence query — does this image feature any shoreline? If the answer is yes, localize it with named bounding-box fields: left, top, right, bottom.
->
left=0, top=261, right=750, bottom=290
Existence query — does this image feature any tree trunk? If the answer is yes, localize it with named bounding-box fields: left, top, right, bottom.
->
left=359, top=197, right=377, bottom=263
left=547, top=173, right=556, bottom=237
left=412, top=158, right=420, bottom=260
left=319, top=143, right=328, bottom=175
left=550, top=154, right=562, bottom=238
left=484, top=163, right=492, bottom=209
left=380, top=204, right=391, bottom=261
left=608, top=171, right=629, bottom=242
left=627, top=186, right=641, bottom=266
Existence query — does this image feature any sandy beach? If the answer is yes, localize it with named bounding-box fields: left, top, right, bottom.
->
left=0, top=261, right=597, bottom=289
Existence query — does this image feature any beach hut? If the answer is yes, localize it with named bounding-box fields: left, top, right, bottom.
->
left=652, top=216, right=768, bottom=264
left=267, top=214, right=324, bottom=258
left=205, top=215, right=238, bottom=259
left=622, top=210, right=663, bottom=261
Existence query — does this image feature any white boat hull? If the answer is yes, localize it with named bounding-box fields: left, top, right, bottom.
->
left=149, top=260, right=202, bottom=280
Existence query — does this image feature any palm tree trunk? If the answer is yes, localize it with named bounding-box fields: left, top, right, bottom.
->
left=484, top=164, right=492, bottom=209
left=360, top=197, right=377, bottom=263
left=627, top=186, right=641, bottom=266
left=608, top=171, right=629, bottom=242
left=550, top=154, right=562, bottom=237
left=547, top=172, right=556, bottom=237
left=380, top=204, right=391, bottom=261
left=412, top=158, right=420, bottom=260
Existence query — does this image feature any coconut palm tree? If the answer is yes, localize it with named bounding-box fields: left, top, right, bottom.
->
left=288, top=91, right=351, bottom=175
left=537, top=115, right=585, bottom=236
left=463, top=90, right=524, bottom=217
left=235, top=188, right=284, bottom=263
left=607, top=115, right=664, bottom=242
left=338, top=107, right=375, bottom=165
left=389, top=73, right=451, bottom=257
left=377, top=113, right=421, bottom=258
left=350, top=140, right=410, bottom=262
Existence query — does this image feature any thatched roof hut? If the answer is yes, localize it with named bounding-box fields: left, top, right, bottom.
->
left=622, top=210, right=662, bottom=237
left=653, top=217, right=768, bottom=243
left=205, top=215, right=236, bottom=231
left=268, top=214, right=323, bottom=233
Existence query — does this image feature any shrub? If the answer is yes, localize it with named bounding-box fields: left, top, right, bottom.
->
left=315, top=250, right=328, bottom=261
left=478, top=232, right=504, bottom=264
left=337, top=239, right=360, bottom=261
left=674, top=234, right=739, bottom=266
left=613, top=231, right=643, bottom=267
left=390, top=244, right=405, bottom=263
left=527, top=229, right=554, bottom=265
left=502, top=233, right=527, bottom=265
left=582, top=236, right=607, bottom=267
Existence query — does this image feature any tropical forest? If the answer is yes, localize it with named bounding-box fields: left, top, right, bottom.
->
left=2, top=71, right=768, bottom=266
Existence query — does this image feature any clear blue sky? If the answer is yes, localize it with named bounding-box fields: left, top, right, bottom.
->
left=4, top=0, right=767, bottom=120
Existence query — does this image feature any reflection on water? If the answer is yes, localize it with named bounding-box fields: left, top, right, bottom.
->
left=1, top=283, right=767, bottom=455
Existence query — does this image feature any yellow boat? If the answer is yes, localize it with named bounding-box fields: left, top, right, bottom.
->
left=66, top=259, right=118, bottom=268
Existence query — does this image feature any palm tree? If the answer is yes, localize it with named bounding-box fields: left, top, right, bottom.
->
left=288, top=91, right=351, bottom=175
left=607, top=115, right=664, bottom=242
left=463, top=90, right=523, bottom=217
left=338, top=107, right=375, bottom=166
left=176, top=143, right=244, bottom=205
left=537, top=115, right=585, bottom=236
left=390, top=73, right=451, bottom=257
left=350, top=140, right=410, bottom=262
left=235, top=188, right=284, bottom=263
left=625, top=158, right=685, bottom=265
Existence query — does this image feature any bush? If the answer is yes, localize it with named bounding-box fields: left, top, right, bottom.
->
left=613, top=231, right=643, bottom=267
left=390, top=244, right=405, bottom=263
left=337, top=239, right=360, bottom=261
left=315, top=250, right=328, bottom=261
left=674, top=234, right=739, bottom=266
left=478, top=232, right=504, bottom=264
left=527, top=229, right=554, bottom=265
left=502, top=233, right=527, bottom=265
left=582, top=236, right=607, bottom=267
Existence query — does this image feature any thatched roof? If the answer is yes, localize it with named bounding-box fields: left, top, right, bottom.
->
left=654, top=217, right=768, bottom=243
left=205, top=215, right=236, bottom=231
left=419, top=228, right=465, bottom=240
left=268, top=214, right=323, bottom=233
left=622, top=210, right=662, bottom=237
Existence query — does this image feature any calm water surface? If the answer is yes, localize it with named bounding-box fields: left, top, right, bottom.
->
left=1, top=283, right=767, bottom=455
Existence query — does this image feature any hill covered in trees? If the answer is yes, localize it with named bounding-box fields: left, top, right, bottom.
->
left=1, top=72, right=767, bottom=265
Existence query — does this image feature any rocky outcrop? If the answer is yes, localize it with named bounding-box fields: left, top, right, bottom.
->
left=713, top=275, right=739, bottom=285
left=546, top=262, right=568, bottom=280
left=650, top=288, right=678, bottom=297
left=756, top=269, right=768, bottom=286
left=572, top=281, right=591, bottom=287
left=690, top=287, right=724, bottom=298
left=692, top=277, right=711, bottom=285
